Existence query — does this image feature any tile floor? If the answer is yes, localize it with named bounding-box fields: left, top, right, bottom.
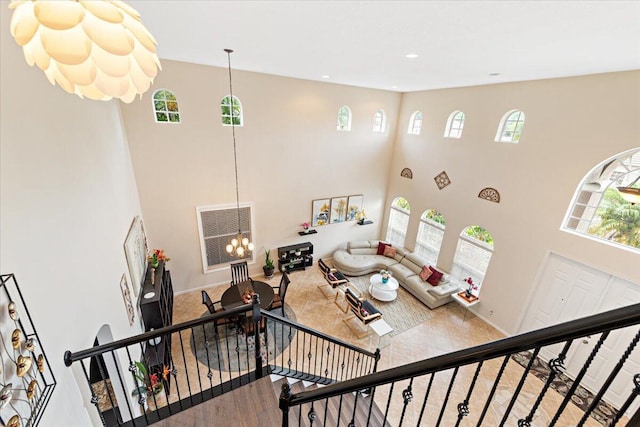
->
left=170, top=266, right=616, bottom=426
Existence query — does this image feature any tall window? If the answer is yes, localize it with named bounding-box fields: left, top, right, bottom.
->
left=451, top=226, right=494, bottom=295
left=495, top=110, right=525, bottom=143
left=415, top=209, right=446, bottom=265
left=373, top=109, right=386, bottom=132
left=408, top=111, right=422, bottom=135
left=444, top=110, right=465, bottom=138
left=385, top=197, right=411, bottom=247
left=563, top=148, right=640, bottom=252
left=221, top=95, right=243, bottom=126
left=152, top=89, right=180, bottom=123
left=337, top=106, right=352, bottom=131
left=196, top=204, right=254, bottom=272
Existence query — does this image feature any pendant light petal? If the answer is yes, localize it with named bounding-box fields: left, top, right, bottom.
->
left=81, top=11, right=134, bottom=56
left=91, top=43, right=131, bottom=77
left=34, top=0, right=84, bottom=30
left=40, top=25, right=92, bottom=65
left=57, top=59, right=97, bottom=86
left=80, top=0, right=124, bottom=24
left=94, top=67, right=130, bottom=98
left=10, top=1, right=39, bottom=46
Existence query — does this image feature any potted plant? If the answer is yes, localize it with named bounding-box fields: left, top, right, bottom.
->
left=131, top=361, right=169, bottom=411
left=263, top=249, right=275, bottom=278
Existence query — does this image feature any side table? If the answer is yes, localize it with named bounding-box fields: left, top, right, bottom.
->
left=369, top=319, right=393, bottom=348
left=451, top=291, right=479, bottom=323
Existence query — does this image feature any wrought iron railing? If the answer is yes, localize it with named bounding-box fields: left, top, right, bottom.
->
left=280, top=303, right=640, bottom=426
left=64, top=297, right=379, bottom=426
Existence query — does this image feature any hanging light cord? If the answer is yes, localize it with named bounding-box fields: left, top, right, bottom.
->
left=225, top=48, right=242, bottom=235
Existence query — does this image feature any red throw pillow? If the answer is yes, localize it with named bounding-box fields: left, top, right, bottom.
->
left=419, top=265, right=432, bottom=282
left=426, top=266, right=443, bottom=286
left=376, top=242, right=391, bottom=255
left=383, top=246, right=397, bottom=258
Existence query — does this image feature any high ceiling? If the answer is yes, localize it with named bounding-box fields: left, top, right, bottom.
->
left=128, top=1, right=640, bottom=92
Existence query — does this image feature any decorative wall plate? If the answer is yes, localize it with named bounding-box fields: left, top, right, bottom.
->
left=401, top=168, right=413, bottom=179
left=478, top=187, right=501, bottom=203
left=434, top=171, right=451, bottom=189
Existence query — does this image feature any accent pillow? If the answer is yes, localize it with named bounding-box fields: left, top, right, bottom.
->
left=383, top=246, right=397, bottom=258
left=376, top=242, right=391, bottom=255
left=419, top=265, right=432, bottom=282
left=426, top=266, right=444, bottom=286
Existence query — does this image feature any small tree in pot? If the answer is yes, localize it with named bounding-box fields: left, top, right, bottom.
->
left=263, top=249, right=275, bottom=278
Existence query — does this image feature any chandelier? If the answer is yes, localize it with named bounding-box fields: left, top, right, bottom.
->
left=8, top=0, right=160, bottom=103
left=224, top=49, right=253, bottom=258
left=617, top=174, right=640, bottom=205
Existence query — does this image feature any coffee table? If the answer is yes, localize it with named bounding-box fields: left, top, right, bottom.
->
left=369, top=273, right=399, bottom=301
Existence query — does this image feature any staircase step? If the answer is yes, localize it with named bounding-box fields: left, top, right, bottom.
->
left=302, top=380, right=315, bottom=388
left=270, top=374, right=284, bottom=382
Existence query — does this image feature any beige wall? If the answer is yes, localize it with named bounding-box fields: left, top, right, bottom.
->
left=0, top=4, right=145, bottom=424
left=120, top=60, right=402, bottom=290
left=386, top=71, right=640, bottom=334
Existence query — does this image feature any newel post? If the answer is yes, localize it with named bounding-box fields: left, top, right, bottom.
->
left=279, top=382, right=291, bottom=427
left=252, top=295, right=263, bottom=378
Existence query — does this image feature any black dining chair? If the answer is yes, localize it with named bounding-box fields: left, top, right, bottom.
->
left=201, top=290, right=238, bottom=334
left=268, top=272, right=290, bottom=317
left=230, top=261, right=251, bottom=285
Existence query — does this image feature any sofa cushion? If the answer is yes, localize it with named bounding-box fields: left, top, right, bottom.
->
left=388, top=262, right=415, bottom=281
left=350, top=248, right=377, bottom=255
left=427, top=281, right=461, bottom=297
left=347, top=241, right=371, bottom=250
left=376, top=242, right=391, bottom=255
left=427, top=266, right=444, bottom=286
left=402, top=253, right=427, bottom=273
left=419, top=265, right=432, bottom=281
left=383, top=246, right=397, bottom=258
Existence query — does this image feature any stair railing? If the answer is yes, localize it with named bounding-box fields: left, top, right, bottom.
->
left=280, top=302, right=640, bottom=426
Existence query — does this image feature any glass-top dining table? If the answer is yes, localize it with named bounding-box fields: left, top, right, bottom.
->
left=220, top=280, right=275, bottom=311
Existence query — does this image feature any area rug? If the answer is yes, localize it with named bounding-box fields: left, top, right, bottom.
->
left=190, top=304, right=296, bottom=373
left=346, top=274, right=433, bottom=337
left=512, top=351, right=619, bottom=426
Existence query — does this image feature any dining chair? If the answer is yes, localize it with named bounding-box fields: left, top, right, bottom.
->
left=343, top=287, right=382, bottom=339
left=230, top=261, right=251, bottom=285
left=201, top=290, right=238, bottom=334
left=268, top=272, right=290, bottom=317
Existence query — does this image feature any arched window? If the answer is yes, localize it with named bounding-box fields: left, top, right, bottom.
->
left=221, top=95, right=243, bottom=126
left=337, top=106, right=352, bottom=131
left=408, top=111, right=422, bottom=135
left=444, top=110, right=465, bottom=138
left=385, top=197, right=411, bottom=247
left=452, top=226, right=494, bottom=295
left=152, top=89, right=180, bottom=123
left=495, top=110, right=525, bottom=143
left=563, top=148, right=640, bottom=252
left=373, top=109, right=386, bottom=132
left=415, top=209, right=446, bottom=265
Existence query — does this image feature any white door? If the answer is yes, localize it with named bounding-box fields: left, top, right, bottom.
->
left=564, top=277, right=640, bottom=413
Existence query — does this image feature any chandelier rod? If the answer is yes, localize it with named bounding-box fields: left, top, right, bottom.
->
left=225, top=48, right=242, bottom=235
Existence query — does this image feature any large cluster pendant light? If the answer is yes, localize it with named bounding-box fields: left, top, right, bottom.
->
left=8, top=0, right=161, bottom=103
left=617, top=174, right=640, bottom=205
left=224, top=48, right=253, bottom=258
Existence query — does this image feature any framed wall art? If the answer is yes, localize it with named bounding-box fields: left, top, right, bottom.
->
left=330, top=196, right=348, bottom=223
left=120, top=274, right=135, bottom=326
left=311, top=198, right=330, bottom=227
left=346, top=194, right=364, bottom=221
left=124, top=216, right=148, bottom=297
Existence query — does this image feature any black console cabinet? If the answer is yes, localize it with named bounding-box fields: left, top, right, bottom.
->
left=277, top=242, right=314, bottom=273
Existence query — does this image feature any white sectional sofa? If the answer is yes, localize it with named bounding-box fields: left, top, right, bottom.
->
left=332, top=240, right=460, bottom=309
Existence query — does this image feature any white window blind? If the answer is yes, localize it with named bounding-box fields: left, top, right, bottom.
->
left=386, top=207, right=409, bottom=247
left=414, top=219, right=444, bottom=266
left=197, top=205, right=253, bottom=270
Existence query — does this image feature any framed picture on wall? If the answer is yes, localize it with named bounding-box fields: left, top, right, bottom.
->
left=124, top=216, right=148, bottom=298
left=119, top=274, right=135, bottom=326
left=330, top=196, right=348, bottom=223
left=311, top=198, right=330, bottom=227
left=346, top=195, right=364, bottom=221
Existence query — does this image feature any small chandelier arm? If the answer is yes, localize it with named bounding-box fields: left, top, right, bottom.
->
left=224, top=49, right=253, bottom=258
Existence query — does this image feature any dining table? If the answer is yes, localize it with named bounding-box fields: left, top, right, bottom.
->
left=220, top=280, right=275, bottom=311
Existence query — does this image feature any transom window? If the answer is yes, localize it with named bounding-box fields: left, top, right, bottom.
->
left=373, top=109, right=386, bottom=132
left=337, top=106, right=352, bottom=131
left=408, top=111, right=423, bottom=135
left=414, top=209, right=446, bottom=266
left=444, top=110, right=465, bottom=138
left=451, top=226, right=494, bottom=295
left=221, top=95, right=243, bottom=126
left=563, top=148, right=640, bottom=252
left=385, top=197, right=411, bottom=247
left=495, top=110, right=525, bottom=143
left=152, top=89, right=180, bottom=123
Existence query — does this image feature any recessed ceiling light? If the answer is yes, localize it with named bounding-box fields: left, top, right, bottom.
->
left=322, top=75, right=330, bottom=79
left=489, top=73, right=500, bottom=76
left=405, top=53, right=419, bottom=59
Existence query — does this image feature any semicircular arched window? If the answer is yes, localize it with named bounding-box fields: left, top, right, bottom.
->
left=452, top=226, right=494, bottom=295
left=221, top=95, right=243, bottom=126
left=152, top=89, right=181, bottom=123
left=385, top=197, right=411, bottom=247
left=495, top=109, right=525, bottom=143
left=337, top=105, right=352, bottom=131
left=563, top=148, right=640, bottom=252
left=408, top=111, right=423, bottom=135
left=444, top=110, right=465, bottom=138
left=373, top=109, right=386, bottom=132
left=415, top=209, right=446, bottom=265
